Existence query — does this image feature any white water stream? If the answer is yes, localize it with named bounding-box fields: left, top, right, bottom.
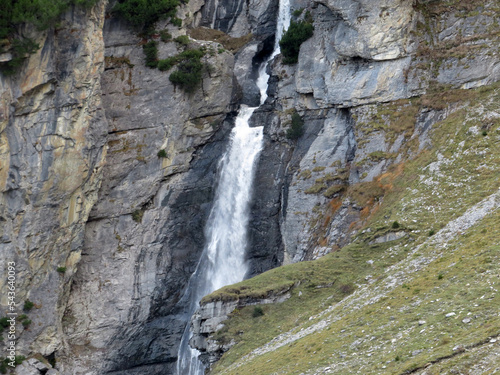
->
left=176, top=1, right=290, bottom=373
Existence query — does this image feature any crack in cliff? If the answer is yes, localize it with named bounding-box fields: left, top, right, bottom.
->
left=107, top=126, right=160, bottom=134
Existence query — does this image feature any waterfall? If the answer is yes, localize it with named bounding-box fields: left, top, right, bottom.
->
left=175, top=1, right=290, bottom=373
left=175, top=106, right=263, bottom=375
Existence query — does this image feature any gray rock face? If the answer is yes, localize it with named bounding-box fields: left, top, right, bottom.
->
left=294, top=1, right=415, bottom=107
left=271, top=0, right=500, bottom=262
left=1, top=0, right=499, bottom=373
left=199, top=0, right=279, bottom=107
left=246, top=107, right=290, bottom=275
left=317, top=0, right=415, bottom=60
left=234, top=40, right=275, bottom=106
left=59, top=12, right=238, bottom=375
left=292, top=0, right=499, bottom=107
left=63, top=128, right=234, bottom=374
left=281, top=109, right=357, bottom=263
left=0, top=0, right=108, bottom=360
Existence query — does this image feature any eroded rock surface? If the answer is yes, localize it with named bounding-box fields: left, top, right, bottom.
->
left=1, top=0, right=499, bottom=374
left=60, top=10, right=237, bottom=375
left=0, top=0, right=108, bottom=362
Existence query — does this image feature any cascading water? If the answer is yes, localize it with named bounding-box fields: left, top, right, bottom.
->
left=176, top=1, right=290, bottom=373
left=175, top=106, right=263, bottom=375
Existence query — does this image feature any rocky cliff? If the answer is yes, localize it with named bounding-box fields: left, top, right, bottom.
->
left=0, top=1, right=108, bottom=372
left=0, top=0, right=499, bottom=374
left=189, top=0, right=500, bottom=372
left=1, top=0, right=280, bottom=373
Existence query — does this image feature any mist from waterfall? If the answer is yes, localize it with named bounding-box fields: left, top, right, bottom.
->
left=175, top=1, right=291, bottom=373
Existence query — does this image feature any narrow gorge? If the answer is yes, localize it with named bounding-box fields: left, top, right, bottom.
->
left=0, top=0, right=499, bottom=374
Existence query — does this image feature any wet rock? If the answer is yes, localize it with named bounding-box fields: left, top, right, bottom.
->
left=60, top=8, right=237, bottom=375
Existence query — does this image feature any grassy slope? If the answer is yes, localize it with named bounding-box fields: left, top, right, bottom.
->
left=205, top=83, right=500, bottom=374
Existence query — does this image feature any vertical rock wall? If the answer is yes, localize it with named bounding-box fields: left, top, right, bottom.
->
left=1, top=0, right=498, bottom=374
left=60, top=9, right=238, bottom=375
left=0, top=0, right=108, bottom=365
left=254, top=0, right=500, bottom=264
left=200, top=0, right=279, bottom=37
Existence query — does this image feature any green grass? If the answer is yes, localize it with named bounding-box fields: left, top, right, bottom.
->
left=304, top=183, right=326, bottom=194
left=204, top=82, right=500, bottom=374
left=235, top=212, right=498, bottom=375
left=371, top=86, right=500, bottom=233
left=354, top=98, right=419, bottom=148
left=323, top=184, right=346, bottom=198
left=212, top=200, right=500, bottom=375
left=206, top=234, right=412, bottom=355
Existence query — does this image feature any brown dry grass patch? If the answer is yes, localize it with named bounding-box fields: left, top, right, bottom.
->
left=188, top=28, right=253, bottom=53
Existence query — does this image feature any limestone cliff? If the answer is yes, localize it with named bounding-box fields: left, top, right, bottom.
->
left=275, top=0, right=499, bottom=264
left=189, top=0, right=500, bottom=372
left=0, top=0, right=499, bottom=374
left=2, top=0, right=279, bottom=373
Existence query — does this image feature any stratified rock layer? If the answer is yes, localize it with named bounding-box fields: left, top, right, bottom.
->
left=0, top=0, right=108, bottom=367
left=60, top=10, right=237, bottom=375
left=0, top=0, right=498, bottom=374
left=190, top=0, right=500, bottom=367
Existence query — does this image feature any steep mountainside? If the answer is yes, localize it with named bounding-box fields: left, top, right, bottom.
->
left=0, top=0, right=498, bottom=374
left=190, top=0, right=500, bottom=373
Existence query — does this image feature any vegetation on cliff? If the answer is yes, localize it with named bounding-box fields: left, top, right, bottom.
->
left=168, top=57, right=203, bottom=92
left=286, top=110, right=305, bottom=140
left=142, top=41, right=159, bottom=68
left=113, top=0, right=182, bottom=32
left=0, top=0, right=97, bottom=75
left=112, top=0, right=209, bottom=93
left=0, top=0, right=97, bottom=39
left=0, top=0, right=187, bottom=75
